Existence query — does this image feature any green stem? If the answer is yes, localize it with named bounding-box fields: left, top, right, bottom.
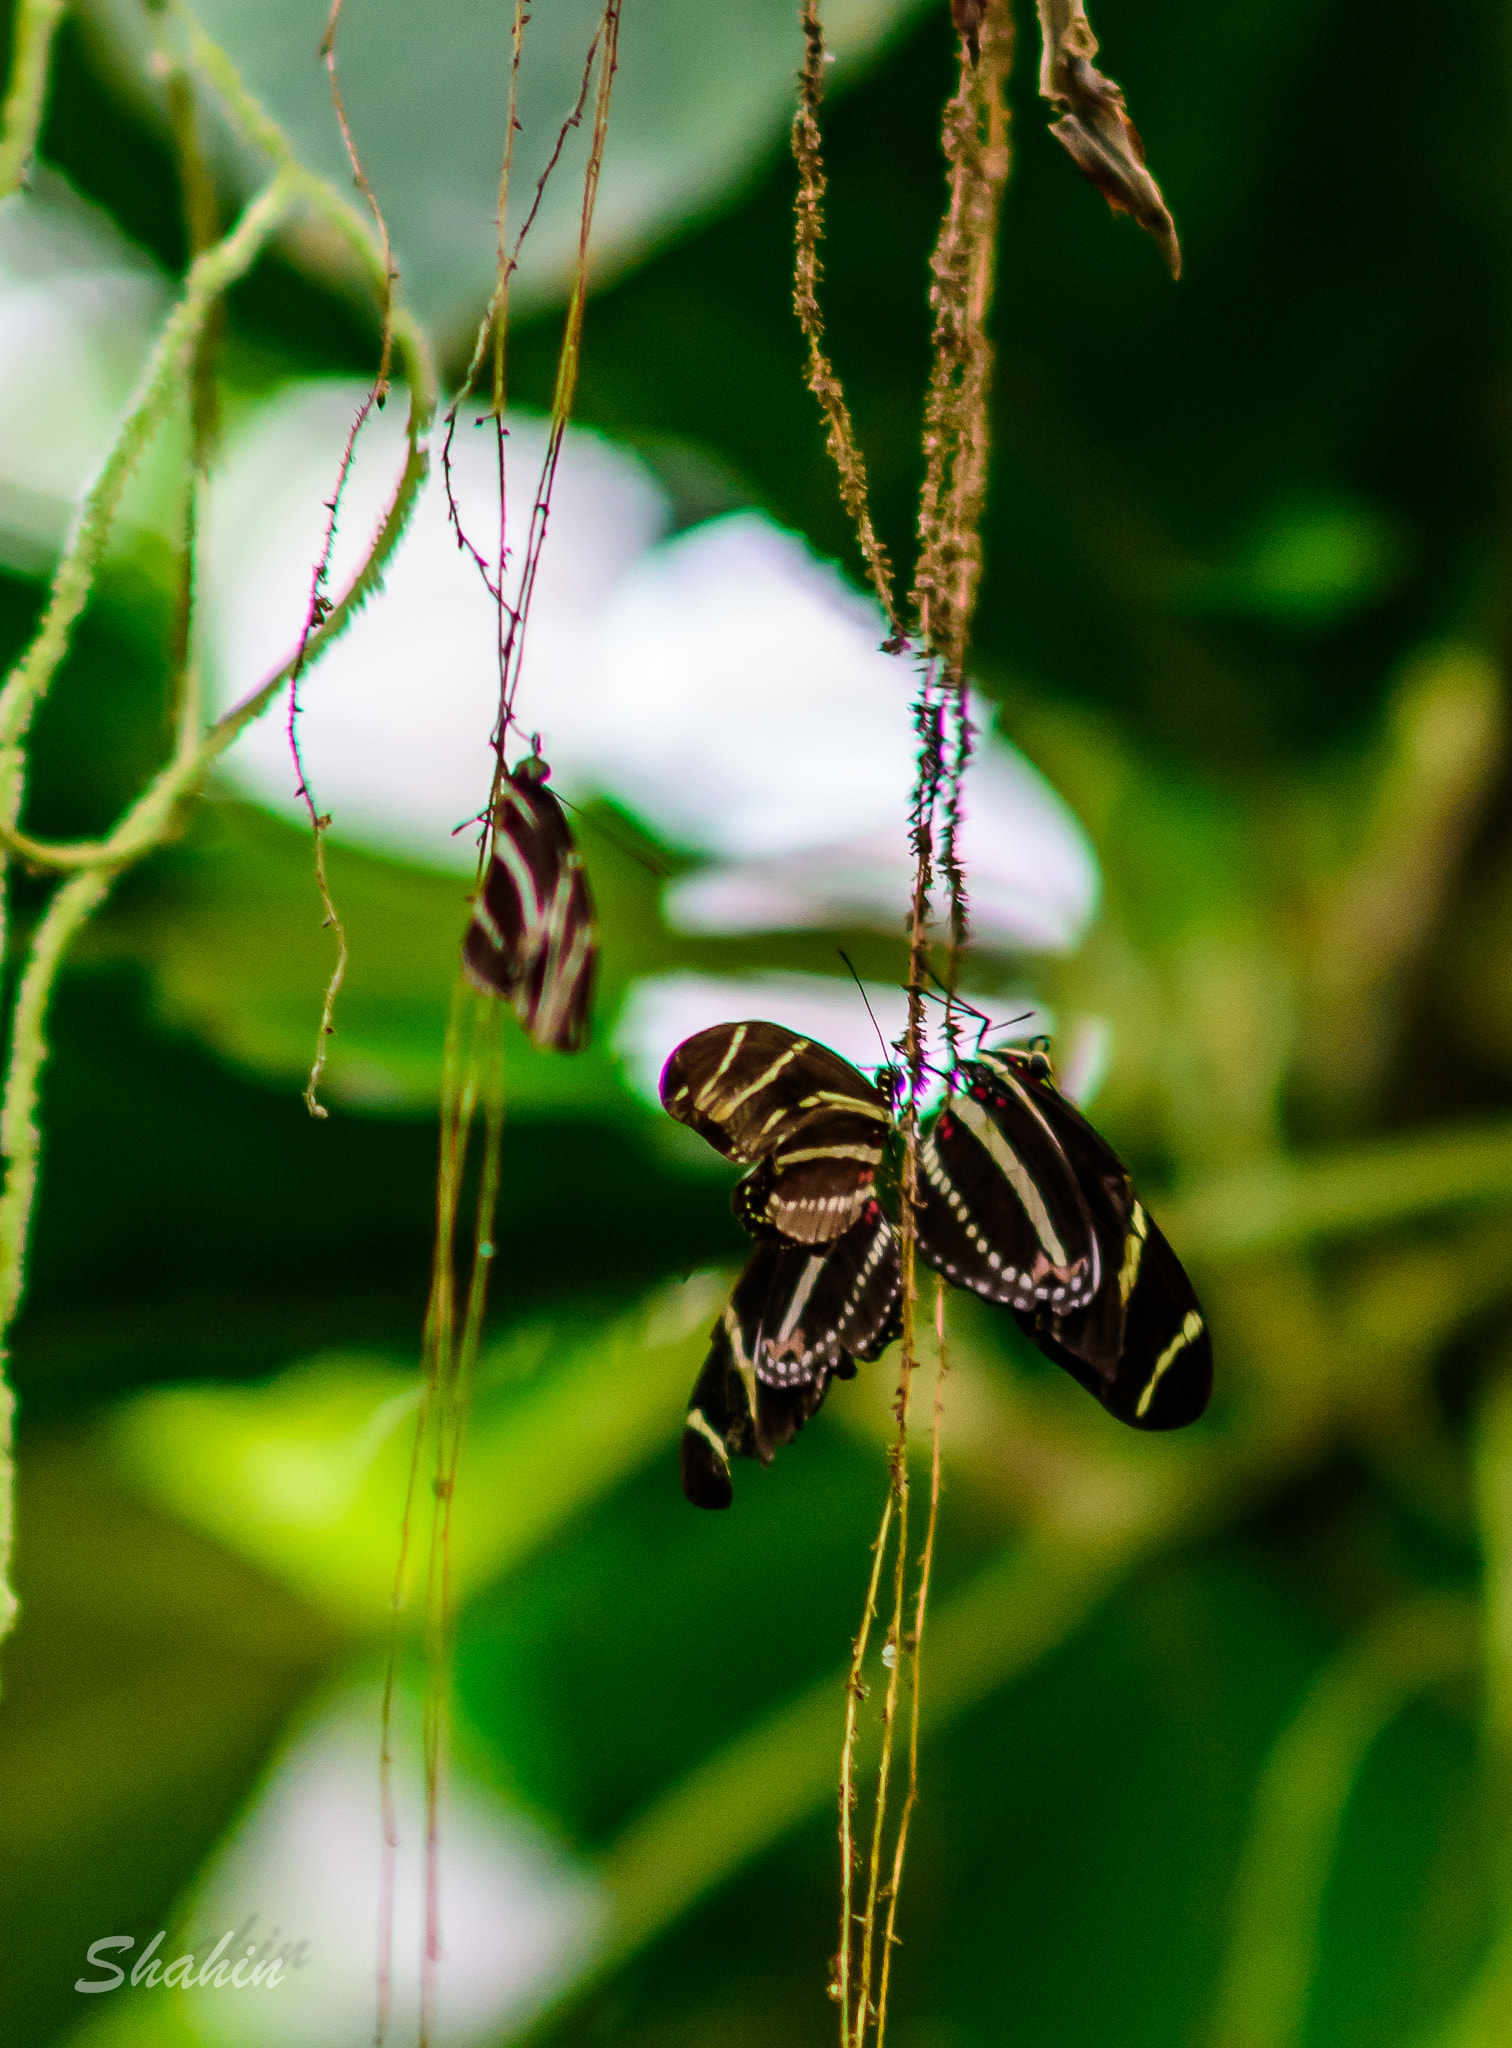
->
left=0, top=0, right=66, bottom=200
left=0, top=866, right=114, bottom=1639
left=0, top=9, right=436, bottom=1659
left=0, top=166, right=302, bottom=756
left=0, top=868, right=115, bottom=1329
left=0, top=307, right=433, bottom=876
left=1209, top=1593, right=1478, bottom=2048
left=1169, top=1116, right=1512, bottom=1258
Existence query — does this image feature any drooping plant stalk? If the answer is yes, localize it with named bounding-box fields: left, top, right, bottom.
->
left=282, top=0, right=405, bottom=1119
left=0, top=8, right=437, bottom=1651
left=364, top=10, right=623, bottom=2038
left=0, top=0, right=66, bottom=199
left=792, top=2, right=903, bottom=641
left=792, top=5, right=1014, bottom=2040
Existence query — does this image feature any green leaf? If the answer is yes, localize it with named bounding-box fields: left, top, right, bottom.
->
left=95, top=799, right=636, bottom=1114
left=107, top=1275, right=724, bottom=1627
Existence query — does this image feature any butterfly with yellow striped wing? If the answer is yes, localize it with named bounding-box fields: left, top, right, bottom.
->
left=680, top=1199, right=902, bottom=1508
left=663, top=1017, right=1210, bottom=1505
left=917, top=1041, right=1211, bottom=1430
left=462, top=751, right=596, bottom=1051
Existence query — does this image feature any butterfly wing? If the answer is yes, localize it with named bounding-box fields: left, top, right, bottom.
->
left=966, top=1045, right=1211, bottom=1430
left=677, top=1204, right=902, bottom=1507
left=463, top=764, right=597, bottom=1052
left=1016, top=1200, right=1212, bottom=1429
left=679, top=1289, right=836, bottom=1509
left=513, top=848, right=596, bottom=1051
left=915, top=1058, right=1099, bottom=1312
left=741, top=1201, right=902, bottom=1389
left=660, top=1022, right=890, bottom=1243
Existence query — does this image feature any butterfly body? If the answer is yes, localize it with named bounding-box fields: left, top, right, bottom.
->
left=463, top=753, right=596, bottom=1051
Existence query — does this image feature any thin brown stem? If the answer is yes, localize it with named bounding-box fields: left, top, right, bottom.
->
left=791, top=1, right=902, bottom=639
left=855, top=1437, right=910, bottom=2044
left=829, top=9, right=1015, bottom=2039
left=284, top=0, right=404, bottom=1116
left=837, top=1488, right=897, bottom=2045
left=873, top=1280, right=950, bottom=2044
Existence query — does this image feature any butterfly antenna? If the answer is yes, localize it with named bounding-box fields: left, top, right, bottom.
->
left=553, top=795, right=673, bottom=880
left=837, top=950, right=892, bottom=1071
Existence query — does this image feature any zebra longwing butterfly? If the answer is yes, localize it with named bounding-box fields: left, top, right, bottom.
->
left=918, top=1042, right=1211, bottom=1430
left=462, top=751, right=596, bottom=1051
left=680, top=1200, right=903, bottom=1508
left=660, top=1021, right=893, bottom=1245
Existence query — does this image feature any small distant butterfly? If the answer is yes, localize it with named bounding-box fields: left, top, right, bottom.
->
left=680, top=1200, right=903, bottom=1509
left=917, top=1040, right=1211, bottom=1430
left=660, top=1021, right=894, bottom=1246
left=462, top=749, right=596, bottom=1052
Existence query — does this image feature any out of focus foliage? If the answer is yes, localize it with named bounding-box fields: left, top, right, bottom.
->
left=3, top=2, right=1512, bottom=2047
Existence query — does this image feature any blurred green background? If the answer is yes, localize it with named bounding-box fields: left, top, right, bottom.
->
left=4, top=0, right=1512, bottom=2044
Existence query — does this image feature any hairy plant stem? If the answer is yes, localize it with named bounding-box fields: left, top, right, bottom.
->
left=792, top=0, right=902, bottom=638
left=0, top=0, right=66, bottom=199
left=0, top=11, right=437, bottom=1648
left=798, top=3, right=1014, bottom=2036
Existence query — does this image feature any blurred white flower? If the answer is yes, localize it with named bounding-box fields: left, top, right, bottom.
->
left=184, top=1689, right=606, bottom=2048
left=202, top=382, right=670, bottom=871
left=203, top=385, right=1098, bottom=951
left=0, top=169, right=169, bottom=569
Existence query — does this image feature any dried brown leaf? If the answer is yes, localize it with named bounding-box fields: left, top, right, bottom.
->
left=1036, top=0, right=1181, bottom=277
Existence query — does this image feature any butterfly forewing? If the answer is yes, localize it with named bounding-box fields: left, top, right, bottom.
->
left=463, top=756, right=597, bottom=1052
left=660, top=1022, right=891, bottom=1244
left=963, top=1044, right=1212, bottom=1431
left=916, top=1058, right=1098, bottom=1312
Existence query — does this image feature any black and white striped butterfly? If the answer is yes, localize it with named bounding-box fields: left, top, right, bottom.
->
left=680, top=1199, right=902, bottom=1509
left=917, top=1040, right=1211, bottom=1430
left=663, top=1016, right=1210, bottom=1503
left=462, top=750, right=596, bottom=1052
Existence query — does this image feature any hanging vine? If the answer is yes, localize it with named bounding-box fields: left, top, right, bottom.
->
left=793, top=0, right=1176, bottom=2035
left=362, top=8, right=624, bottom=2041
left=794, top=2, right=1016, bottom=2035
left=0, top=0, right=435, bottom=1649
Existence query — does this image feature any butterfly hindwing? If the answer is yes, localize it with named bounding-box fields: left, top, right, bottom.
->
left=660, top=1022, right=891, bottom=1244
left=678, top=1202, right=903, bottom=1507
left=463, top=755, right=597, bottom=1052
left=1016, top=1201, right=1212, bottom=1429
left=679, top=1293, right=835, bottom=1510
left=737, top=1200, right=902, bottom=1389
